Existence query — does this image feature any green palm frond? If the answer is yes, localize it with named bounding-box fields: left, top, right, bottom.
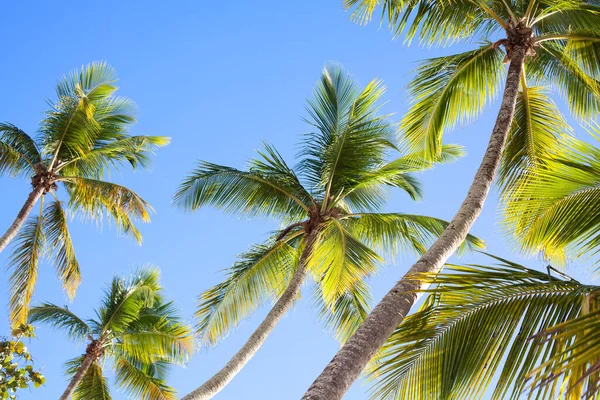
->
left=503, top=126, right=600, bottom=265
left=498, top=83, right=571, bottom=191
left=62, top=177, right=152, bottom=243
left=114, top=356, right=176, bottom=400
left=313, top=278, right=371, bottom=344
left=173, top=159, right=310, bottom=221
left=195, top=236, right=300, bottom=345
left=56, top=61, right=118, bottom=102
left=342, top=212, right=484, bottom=258
left=72, top=361, right=111, bottom=400
left=309, top=219, right=381, bottom=305
left=0, top=123, right=39, bottom=177
left=368, top=256, right=597, bottom=400
left=28, top=303, right=91, bottom=340
left=401, top=44, right=504, bottom=159
left=43, top=199, right=80, bottom=299
left=8, top=202, right=45, bottom=327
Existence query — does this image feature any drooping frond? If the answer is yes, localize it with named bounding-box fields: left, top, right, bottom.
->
left=401, top=44, right=504, bottom=159
left=342, top=212, right=484, bottom=258
left=8, top=206, right=45, bottom=327
left=28, top=303, right=91, bottom=341
left=503, top=127, right=600, bottom=265
left=308, top=219, right=381, bottom=305
left=43, top=199, right=80, bottom=299
left=368, top=256, right=597, bottom=400
left=114, top=356, right=176, bottom=400
left=72, top=361, right=111, bottom=400
left=0, top=123, right=39, bottom=177
left=498, top=83, right=571, bottom=191
left=298, top=64, right=396, bottom=202
left=195, top=236, right=300, bottom=345
left=173, top=158, right=310, bottom=221
left=62, top=176, right=152, bottom=244
left=313, top=278, right=371, bottom=344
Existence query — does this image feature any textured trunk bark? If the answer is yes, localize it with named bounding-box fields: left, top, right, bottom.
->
left=0, top=186, right=44, bottom=253
left=182, top=231, right=318, bottom=400
left=59, top=352, right=95, bottom=400
left=302, top=51, right=527, bottom=400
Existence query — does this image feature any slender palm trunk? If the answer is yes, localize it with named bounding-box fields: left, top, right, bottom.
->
left=0, top=186, right=44, bottom=253
left=302, top=51, right=527, bottom=400
left=59, top=352, right=95, bottom=400
left=182, top=231, right=318, bottom=400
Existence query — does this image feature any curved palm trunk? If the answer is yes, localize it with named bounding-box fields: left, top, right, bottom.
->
left=182, top=231, right=318, bottom=400
left=302, top=52, right=527, bottom=400
left=59, top=352, right=95, bottom=400
left=0, top=186, right=44, bottom=253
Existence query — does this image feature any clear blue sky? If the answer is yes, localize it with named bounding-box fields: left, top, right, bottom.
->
left=0, top=1, right=595, bottom=399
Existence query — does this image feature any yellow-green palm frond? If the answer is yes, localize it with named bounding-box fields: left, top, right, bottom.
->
left=401, top=44, right=504, bottom=159
left=55, top=61, right=118, bottom=102
left=113, top=356, right=176, bottom=400
left=498, top=83, right=572, bottom=192
left=28, top=303, right=91, bottom=341
left=8, top=205, right=45, bottom=327
left=0, top=123, right=40, bottom=177
left=62, top=177, right=152, bottom=244
left=195, top=236, right=300, bottom=346
left=368, top=255, right=597, bottom=400
left=503, top=126, right=600, bottom=265
left=309, top=219, right=382, bottom=306
left=174, top=155, right=311, bottom=222
left=341, top=212, right=484, bottom=259
left=72, top=361, right=111, bottom=400
left=313, top=278, right=371, bottom=344
left=43, top=199, right=80, bottom=299
left=298, top=64, right=397, bottom=204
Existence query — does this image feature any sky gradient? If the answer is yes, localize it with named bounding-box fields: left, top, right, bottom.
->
left=0, top=1, right=596, bottom=399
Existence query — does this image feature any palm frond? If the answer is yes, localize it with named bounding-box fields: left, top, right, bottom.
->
left=8, top=204, right=45, bottom=327
left=43, top=198, right=80, bottom=299
left=401, top=44, right=504, bottom=159
left=195, top=236, right=300, bottom=345
left=342, top=212, right=484, bottom=259
left=114, top=356, right=176, bottom=400
left=28, top=303, right=90, bottom=341
left=62, top=176, right=152, bottom=244
left=0, top=123, right=39, bottom=177
left=368, top=256, right=597, bottom=400
left=72, top=361, right=111, bottom=400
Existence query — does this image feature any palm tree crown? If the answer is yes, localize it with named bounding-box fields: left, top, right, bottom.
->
left=29, top=268, right=193, bottom=400
left=0, top=62, right=169, bottom=327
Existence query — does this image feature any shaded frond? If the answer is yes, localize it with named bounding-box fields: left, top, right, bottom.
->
left=0, top=123, right=39, bottom=177
left=28, top=303, right=90, bottom=341
left=72, top=361, right=111, bottom=400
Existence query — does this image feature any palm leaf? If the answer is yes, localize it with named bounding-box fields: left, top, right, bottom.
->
left=114, top=356, right=176, bottom=400
left=0, top=123, right=39, bottom=177
left=28, top=303, right=90, bottom=341
left=72, top=361, right=111, bottom=400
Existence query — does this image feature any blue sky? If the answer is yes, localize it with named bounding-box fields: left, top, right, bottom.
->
left=0, top=1, right=596, bottom=399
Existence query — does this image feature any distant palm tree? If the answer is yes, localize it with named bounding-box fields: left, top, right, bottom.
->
left=174, top=64, right=483, bottom=400
left=29, top=268, right=193, bottom=400
left=368, top=255, right=600, bottom=400
left=504, top=123, right=600, bottom=265
left=0, top=62, right=169, bottom=327
left=304, top=2, right=600, bottom=398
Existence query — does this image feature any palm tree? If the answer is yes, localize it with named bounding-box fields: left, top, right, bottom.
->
left=367, top=255, right=600, bottom=400
left=174, top=64, right=483, bottom=400
left=304, top=2, right=600, bottom=398
left=503, top=122, right=600, bottom=265
left=0, top=62, right=169, bottom=327
left=29, top=268, right=193, bottom=400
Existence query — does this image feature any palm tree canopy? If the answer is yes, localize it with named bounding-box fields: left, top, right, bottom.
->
left=368, top=255, right=600, bottom=400
left=174, top=64, right=484, bottom=347
left=0, top=62, right=169, bottom=326
left=345, top=0, right=600, bottom=190
left=503, top=123, right=600, bottom=266
left=29, top=268, right=193, bottom=400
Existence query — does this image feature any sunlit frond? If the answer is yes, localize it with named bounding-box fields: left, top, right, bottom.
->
left=195, top=236, right=300, bottom=345
left=8, top=206, right=45, bottom=327
left=114, top=356, right=176, bottom=400
left=62, top=176, right=152, bottom=244
left=72, top=361, right=111, bottom=400
left=401, top=44, right=504, bottom=159
left=368, top=256, right=597, bottom=400
left=43, top=199, right=80, bottom=299
left=28, top=303, right=91, bottom=341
